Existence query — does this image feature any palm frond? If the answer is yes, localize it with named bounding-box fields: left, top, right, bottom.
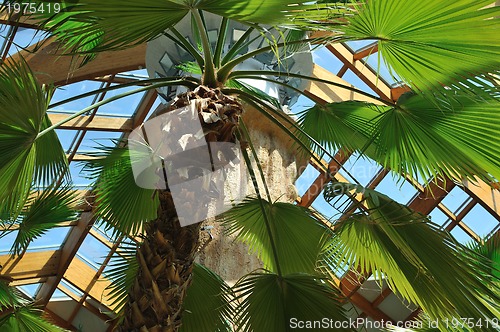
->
left=28, top=0, right=190, bottom=58
left=233, top=272, right=348, bottom=332
left=197, top=1, right=350, bottom=28
left=324, top=183, right=500, bottom=327
left=0, top=306, right=68, bottom=332
left=6, top=185, right=79, bottom=256
left=26, top=0, right=349, bottom=58
left=180, top=264, right=234, bottom=332
left=298, top=88, right=500, bottom=184
left=82, top=145, right=159, bottom=238
left=103, top=241, right=139, bottom=315
left=0, top=59, right=67, bottom=218
left=222, top=198, right=330, bottom=275
left=0, top=280, right=66, bottom=331
left=0, top=280, right=24, bottom=309
left=343, top=0, right=500, bottom=91
left=466, top=235, right=500, bottom=281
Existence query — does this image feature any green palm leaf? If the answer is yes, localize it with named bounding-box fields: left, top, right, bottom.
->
left=197, top=0, right=349, bottom=27
left=0, top=185, right=79, bottom=256
left=324, top=183, right=500, bottom=329
left=31, top=0, right=189, bottom=61
left=0, top=280, right=24, bottom=309
left=467, top=235, right=500, bottom=281
left=298, top=89, right=500, bottom=184
left=180, top=264, right=234, bottom=332
left=222, top=198, right=330, bottom=275
left=343, top=0, right=500, bottom=91
left=0, top=306, right=68, bottom=332
left=24, top=0, right=348, bottom=58
left=103, top=241, right=140, bottom=315
left=233, top=272, right=348, bottom=332
left=0, top=60, right=68, bottom=218
left=82, top=145, right=160, bottom=237
left=1, top=280, right=67, bottom=331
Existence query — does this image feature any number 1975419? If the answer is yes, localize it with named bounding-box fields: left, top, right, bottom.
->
left=5, top=2, right=61, bottom=14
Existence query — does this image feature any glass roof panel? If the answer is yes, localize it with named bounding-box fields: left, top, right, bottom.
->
left=0, top=231, right=17, bottom=253
left=7, top=27, right=45, bottom=57
left=342, top=69, right=377, bottom=95
left=0, top=24, right=13, bottom=52
left=78, top=131, right=123, bottom=152
left=76, top=233, right=112, bottom=270
left=295, top=164, right=321, bottom=197
left=95, top=83, right=147, bottom=117
left=374, top=176, right=419, bottom=205
left=462, top=205, right=499, bottom=240
left=311, top=46, right=344, bottom=74
left=70, top=162, right=92, bottom=187
left=363, top=52, right=401, bottom=86
left=50, top=80, right=105, bottom=112
left=345, top=40, right=375, bottom=53
left=54, top=129, right=80, bottom=152
left=338, top=154, right=382, bottom=186
left=440, top=186, right=469, bottom=213
left=428, top=208, right=449, bottom=226
left=27, top=227, right=71, bottom=252
left=18, top=283, right=41, bottom=299
left=450, top=226, right=474, bottom=244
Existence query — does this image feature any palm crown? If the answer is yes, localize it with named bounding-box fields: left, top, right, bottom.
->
left=0, top=0, right=499, bottom=331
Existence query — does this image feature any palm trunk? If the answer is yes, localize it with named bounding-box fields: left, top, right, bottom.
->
left=119, top=191, right=201, bottom=332
left=118, top=86, right=243, bottom=331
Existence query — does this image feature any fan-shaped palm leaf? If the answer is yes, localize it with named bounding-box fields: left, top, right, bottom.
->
left=324, top=183, right=500, bottom=329
left=16, top=0, right=349, bottom=58
left=180, top=264, right=234, bottom=332
left=0, top=60, right=68, bottom=218
left=467, top=235, right=500, bottom=282
left=0, top=280, right=24, bottom=309
left=343, top=0, right=500, bottom=91
left=103, top=241, right=140, bottom=316
left=0, top=280, right=67, bottom=331
left=82, top=145, right=160, bottom=238
left=298, top=88, right=500, bottom=184
left=0, top=185, right=79, bottom=255
left=0, top=306, right=68, bottom=332
left=222, top=198, right=330, bottom=275
left=233, top=272, right=349, bottom=332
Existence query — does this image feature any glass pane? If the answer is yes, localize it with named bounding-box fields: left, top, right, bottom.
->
left=50, top=81, right=104, bottom=111
left=374, top=176, right=418, bottom=205
left=440, top=186, right=469, bottom=213
left=295, top=163, right=321, bottom=197
left=462, top=205, right=499, bottom=240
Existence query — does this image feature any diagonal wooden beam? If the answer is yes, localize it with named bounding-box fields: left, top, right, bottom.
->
left=462, top=178, right=500, bottom=222
left=353, top=43, right=378, bottom=61
left=305, top=64, right=385, bottom=105
left=326, top=43, right=392, bottom=101
left=35, top=212, right=97, bottom=307
left=8, top=37, right=146, bottom=86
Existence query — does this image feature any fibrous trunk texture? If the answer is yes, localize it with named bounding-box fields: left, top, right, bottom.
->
left=118, top=86, right=243, bottom=331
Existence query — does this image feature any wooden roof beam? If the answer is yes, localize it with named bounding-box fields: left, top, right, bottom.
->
left=36, top=212, right=97, bottom=307
left=7, top=37, right=146, bottom=86
left=326, top=43, right=392, bottom=101
left=48, top=113, right=133, bottom=132
left=0, top=250, right=60, bottom=281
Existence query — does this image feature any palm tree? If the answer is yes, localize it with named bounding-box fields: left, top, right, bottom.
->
left=1, top=0, right=499, bottom=331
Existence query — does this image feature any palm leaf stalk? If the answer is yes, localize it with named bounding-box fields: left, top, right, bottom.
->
left=0, top=0, right=499, bottom=331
